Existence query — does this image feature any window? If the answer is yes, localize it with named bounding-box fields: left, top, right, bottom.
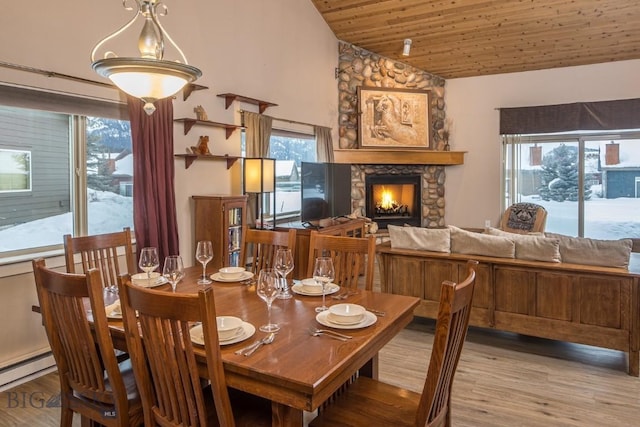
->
left=0, top=88, right=132, bottom=256
left=503, top=131, right=640, bottom=240
left=268, top=130, right=316, bottom=219
left=0, top=149, right=31, bottom=192
left=242, top=127, right=317, bottom=220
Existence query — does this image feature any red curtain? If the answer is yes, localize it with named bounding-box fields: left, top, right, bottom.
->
left=127, top=96, right=179, bottom=264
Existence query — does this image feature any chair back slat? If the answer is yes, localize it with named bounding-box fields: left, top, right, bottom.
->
left=240, top=228, right=296, bottom=275
left=417, top=260, right=477, bottom=427
left=64, top=227, right=135, bottom=289
left=307, top=232, right=376, bottom=291
left=119, top=277, right=236, bottom=427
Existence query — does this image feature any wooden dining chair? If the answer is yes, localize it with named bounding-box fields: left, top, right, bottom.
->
left=117, top=275, right=271, bottom=427
left=310, top=260, right=478, bottom=427
left=306, top=231, right=376, bottom=291
left=64, top=227, right=136, bottom=292
left=240, top=228, right=297, bottom=275
left=31, top=258, right=143, bottom=427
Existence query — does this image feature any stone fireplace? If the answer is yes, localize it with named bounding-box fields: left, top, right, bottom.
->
left=335, top=42, right=460, bottom=229
left=351, top=164, right=446, bottom=228
left=365, top=174, right=421, bottom=228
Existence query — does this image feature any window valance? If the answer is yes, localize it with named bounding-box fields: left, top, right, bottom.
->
left=499, top=98, right=640, bottom=135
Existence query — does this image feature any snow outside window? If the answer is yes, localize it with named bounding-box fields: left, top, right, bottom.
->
left=0, top=106, right=133, bottom=256
left=503, top=132, right=640, bottom=240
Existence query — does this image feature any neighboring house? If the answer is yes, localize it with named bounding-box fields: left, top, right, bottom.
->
left=0, top=108, right=70, bottom=227
left=276, top=160, right=299, bottom=184
left=112, top=151, right=133, bottom=197
left=86, top=149, right=133, bottom=197
left=600, top=141, right=640, bottom=198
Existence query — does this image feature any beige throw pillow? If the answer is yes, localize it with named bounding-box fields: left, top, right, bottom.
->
left=449, top=225, right=515, bottom=258
left=486, top=227, right=561, bottom=263
left=388, top=225, right=451, bottom=253
left=545, top=233, right=633, bottom=269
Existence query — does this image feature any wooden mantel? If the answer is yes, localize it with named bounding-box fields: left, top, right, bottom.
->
left=333, top=149, right=465, bottom=165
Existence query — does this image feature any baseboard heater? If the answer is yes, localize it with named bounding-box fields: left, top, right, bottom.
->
left=0, top=351, right=55, bottom=392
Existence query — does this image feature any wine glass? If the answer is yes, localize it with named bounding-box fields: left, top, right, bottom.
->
left=139, top=247, right=160, bottom=281
left=163, top=255, right=185, bottom=292
left=313, top=257, right=335, bottom=313
left=195, top=240, right=213, bottom=285
left=274, top=248, right=294, bottom=300
left=256, top=269, right=280, bottom=332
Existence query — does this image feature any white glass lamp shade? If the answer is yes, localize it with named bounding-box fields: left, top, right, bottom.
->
left=244, top=158, right=275, bottom=193
left=92, top=57, right=202, bottom=114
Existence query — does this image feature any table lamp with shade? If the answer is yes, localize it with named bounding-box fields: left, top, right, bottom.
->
left=243, top=158, right=276, bottom=229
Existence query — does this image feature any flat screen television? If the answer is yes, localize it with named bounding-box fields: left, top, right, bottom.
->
left=300, top=162, right=351, bottom=223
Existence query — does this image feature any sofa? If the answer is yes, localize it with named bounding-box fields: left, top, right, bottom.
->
left=377, top=225, right=640, bottom=376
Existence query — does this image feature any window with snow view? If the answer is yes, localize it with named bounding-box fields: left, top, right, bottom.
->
left=503, top=133, right=640, bottom=240
left=0, top=102, right=132, bottom=256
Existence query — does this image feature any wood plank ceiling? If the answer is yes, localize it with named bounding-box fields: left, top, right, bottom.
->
left=310, top=0, right=640, bottom=79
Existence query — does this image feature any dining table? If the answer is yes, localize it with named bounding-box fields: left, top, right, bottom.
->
left=107, top=266, right=420, bottom=427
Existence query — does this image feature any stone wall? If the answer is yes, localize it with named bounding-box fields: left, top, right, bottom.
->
left=337, top=41, right=447, bottom=227
left=337, top=42, right=447, bottom=150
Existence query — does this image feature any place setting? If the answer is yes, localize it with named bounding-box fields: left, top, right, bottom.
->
left=104, top=299, right=123, bottom=320
left=210, top=266, right=254, bottom=283
left=190, top=315, right=256, bottom=346
left=315, top=303, right=378, bottom=330
left=291, top=278, right=340, bottom=296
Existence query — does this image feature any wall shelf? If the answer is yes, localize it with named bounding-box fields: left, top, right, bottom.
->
left=333, top=149, right=466, bottom=165
left=182, top=83, right=208, bottom=101
left=174, top=154, right=241, bottom=169
left=216, top=93, right=278, bottom=113
left=174, top=118, right=240, bottom=139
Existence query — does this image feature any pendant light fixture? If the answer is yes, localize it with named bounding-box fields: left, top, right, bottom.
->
left=90, top=0, right=202, bottom=115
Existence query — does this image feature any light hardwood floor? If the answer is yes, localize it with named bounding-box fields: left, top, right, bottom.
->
left=380, top=319, right=640, bottom=427
left=2, top=318, right=639, bottom=426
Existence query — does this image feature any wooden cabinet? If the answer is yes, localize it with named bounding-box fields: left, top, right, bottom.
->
left=192, top=195, right=247, bottom=271
left=377, top=243, right=640, bottom=376
left=275, top=219, right=366, bottom=279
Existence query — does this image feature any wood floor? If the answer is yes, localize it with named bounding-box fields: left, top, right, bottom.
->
left=2, top=318, right=639, bottom=426
left=380, top=319, right=640, bottom=426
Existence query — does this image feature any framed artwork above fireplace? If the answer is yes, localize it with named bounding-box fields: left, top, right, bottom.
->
left=357, top=86, right=432, bottom=149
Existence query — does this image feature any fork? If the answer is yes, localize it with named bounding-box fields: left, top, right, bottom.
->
left=331, top=290, right=358, bottom=300
left=366, top=307, right=386, bottom=316
left=308, top=327, right=352, bottom=341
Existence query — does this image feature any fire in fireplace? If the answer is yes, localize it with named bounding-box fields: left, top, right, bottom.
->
left=365, top=174, right=421, bottom=228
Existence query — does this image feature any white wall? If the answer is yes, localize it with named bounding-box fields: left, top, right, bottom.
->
left=0, top=0, right=338, bottom=376
left=445, top=59, right=640, bottom=228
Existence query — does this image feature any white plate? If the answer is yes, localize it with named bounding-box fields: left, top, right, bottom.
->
left=291, top=283, right=340, bottom=296
left=131, top=273, right=169, bottom=288
left=316, top=310, right=377, bottom=329
left=210, top=271, right=254, bottom=283
left=190, top=322, right=256, bottom=346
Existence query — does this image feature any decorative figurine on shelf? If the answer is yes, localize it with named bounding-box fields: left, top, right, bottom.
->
left=190, top=135, right=211, bottom=155
left=194, top=105, right=208, bottom=121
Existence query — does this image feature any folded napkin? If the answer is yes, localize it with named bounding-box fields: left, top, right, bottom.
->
left=105, top=300, right=121, bottom=316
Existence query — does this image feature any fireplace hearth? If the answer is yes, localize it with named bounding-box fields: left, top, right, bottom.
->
left=365, top=174, right=421, bottom=228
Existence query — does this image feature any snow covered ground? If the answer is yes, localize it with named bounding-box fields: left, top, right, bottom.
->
left=0, top=190, right=132, bottom=252
left=524, top=195, right=640, bottom=239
